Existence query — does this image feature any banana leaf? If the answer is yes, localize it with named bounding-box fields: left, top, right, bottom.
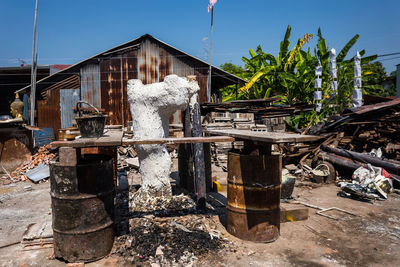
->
left=239, top=66, right=275, bottom=92
left=279, top=25, right=291, bottom=59
left=337, top=34, right=359, bottom=62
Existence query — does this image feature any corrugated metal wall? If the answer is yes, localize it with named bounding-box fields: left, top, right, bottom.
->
left=37, top=89, right=61, bottom=139
left=37, top=36, right=213, bottom=132
left=80, top=64, right=101, bottom=108
left=100, top=50, right=138, bottom=126
left=37, top=75, right=80, bottom=139
left=98, top=38, right=209, bottom=126
left=60, top=89, right=80, bottom=128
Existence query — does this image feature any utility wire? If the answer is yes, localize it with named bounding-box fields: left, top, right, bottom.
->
left=377, top=52, right=400, bottom=57
left=375, top=56, right=400, bottom=62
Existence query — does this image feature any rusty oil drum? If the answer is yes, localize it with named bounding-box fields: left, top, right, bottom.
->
left=50, top=154, right=115, bottom=262
left=226, top=151, right=281, bottom=242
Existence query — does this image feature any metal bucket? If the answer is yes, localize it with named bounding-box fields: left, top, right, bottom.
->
left=226, top=151, right=281, bottom=242
left=50, top=154, right=115, bottom=262
left=75, top=101, right=106, bottom=138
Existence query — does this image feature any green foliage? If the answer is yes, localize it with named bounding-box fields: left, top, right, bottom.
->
left=219, top=63, right=249, bottom=101
left=362, top=62, right=396, bottom=96
left=220, top=25, right=392, bottom=128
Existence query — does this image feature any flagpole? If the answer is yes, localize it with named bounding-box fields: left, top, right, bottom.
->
left=207, top=7, right=214, bottom=102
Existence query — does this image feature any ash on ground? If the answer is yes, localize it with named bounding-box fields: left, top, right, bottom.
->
left=113, top=215, right=229, bottom=266
left=129, top=191, right=196, bottom=214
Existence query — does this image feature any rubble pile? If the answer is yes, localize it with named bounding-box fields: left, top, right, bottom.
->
left=311, top=98, right=400, bottom=160
left=279, top=99, right=400, bottom=201
left=113, top=215, right=228, bottom=265
left=10, top=144, right=57, bottom=182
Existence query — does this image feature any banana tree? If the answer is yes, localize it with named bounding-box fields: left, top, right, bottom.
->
left=238, top=25, right=314, bottom=104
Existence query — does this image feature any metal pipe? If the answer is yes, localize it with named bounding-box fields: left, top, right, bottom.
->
left=207, top=8, right=214, bottom=102
left=396, top=64, right=400, bottom=98
left=30, top=0, right=39, bottom=126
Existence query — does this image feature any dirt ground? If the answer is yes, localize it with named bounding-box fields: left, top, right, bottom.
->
left=1, top=175, right=399, bottom=266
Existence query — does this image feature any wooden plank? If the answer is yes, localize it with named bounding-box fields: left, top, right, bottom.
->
left=122, top=136, right=235, bottom=145
left=280, top=206, right=309, bottom=223
left=205, top=129, right=322, bottom=144
left=51, top=130, right=123, bottom=148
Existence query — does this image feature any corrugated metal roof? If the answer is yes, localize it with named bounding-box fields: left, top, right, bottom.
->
left=16, top=34, right=246, bottom=94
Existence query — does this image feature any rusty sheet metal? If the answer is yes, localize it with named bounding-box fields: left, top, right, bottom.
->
left=138, top=39, right=159, bottom=84
left=0, top=127, right=33, bottom=173
left=50, top=154, right=115, bottom=262
left=226, top=152, right=281, bottom=243
left=122, top=50, right=138, bottom=125
left=194, top=67, right=209, bottom=103
left=40, top=75, right=80, bottom=100
left=100, top=57, right=124, bottom=126
left=349, top=97, right=400, bottom=115
left=37, top=89, right=61, bottom=139
left=60, top=89, right=80, bottom=128
left=100, top=49, right=138, bottom=127
left=80, top=64, right=101, bottom=108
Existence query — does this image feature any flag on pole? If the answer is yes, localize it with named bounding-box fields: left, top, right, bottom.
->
left=208, top=0, right=218, bottom=12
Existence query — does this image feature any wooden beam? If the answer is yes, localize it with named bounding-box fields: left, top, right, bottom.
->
left=122, top=136, right=234, bottom=145
left=280, top=207, right=309, bottom=223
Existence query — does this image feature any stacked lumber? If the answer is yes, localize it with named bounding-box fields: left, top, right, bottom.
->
left=201, top=98, right=313, bottom=118
left=313, top=98, right=400, bottom=161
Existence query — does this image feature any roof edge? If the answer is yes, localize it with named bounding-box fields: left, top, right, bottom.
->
left=16, top=34, right=247, bottom=94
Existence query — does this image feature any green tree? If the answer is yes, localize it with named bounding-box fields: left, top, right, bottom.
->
left=220, top=25, right=379, bottom=129
left=363, top=62, right=396, bottom=96
left=219, top=63, right=249, bottom=100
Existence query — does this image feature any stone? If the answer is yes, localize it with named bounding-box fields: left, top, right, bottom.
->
left=285, top=164, right=299, bottom=172
left=59, top=147, right=77, bottom=166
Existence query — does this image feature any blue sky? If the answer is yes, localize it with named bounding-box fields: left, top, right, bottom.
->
left=1, top=0, right=399, bottom=73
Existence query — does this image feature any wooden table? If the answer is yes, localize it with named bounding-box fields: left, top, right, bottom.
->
left=205, top=129, right=321, bottom=243
left=51, top=130, right=234, bottom=148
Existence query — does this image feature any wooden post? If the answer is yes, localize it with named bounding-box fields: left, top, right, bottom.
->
left=178, top=108, right=195, bottom=191
left=190, top=93, right=206, bottom=210
left=203, top=142, right=212, bottom=192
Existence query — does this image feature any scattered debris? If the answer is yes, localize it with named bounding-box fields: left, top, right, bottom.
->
left=10, top=144, right=57, bottom=183
left=113, top=215, right=228, bottom=265
left=125, top=157, right=139, bottom=169
left=22, top=219, right=53, bottom=250
left=23, top=185, right=32, bottom=191
left=339, top=164, right=393, bottom=201
left=25, top=163, right=50, bottom=183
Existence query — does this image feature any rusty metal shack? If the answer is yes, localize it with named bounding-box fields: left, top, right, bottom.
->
left=16, top=34, right=246, bottom=139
